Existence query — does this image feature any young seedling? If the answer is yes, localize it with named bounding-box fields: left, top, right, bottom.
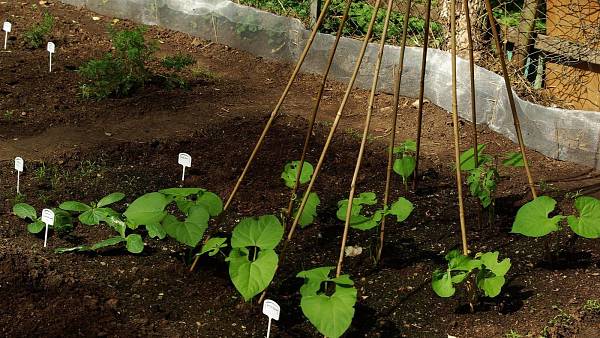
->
left=59, top=192, right=125, bottom=225
left=281, top=161, right=320, bottom=227
left=460, top=144, right=499, bottom=225
left=432, top=250, right=511, bottom=301
left=392, top=139, right=417, bottom=189
left=226, top=215, right=283, bottom=301
left=336, top=192, right=413, bottom=230
left=23, top=12, right=54, bottom=49
left=13, top=203, right=73, bottom=236
left=296, top=266, right=357, bottom=338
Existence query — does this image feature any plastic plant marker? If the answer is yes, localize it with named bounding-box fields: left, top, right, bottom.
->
left=178, top=153, right=191, bottom=181
left=47, top=42, right=55, bottom=72
left=14, top=157, right=23, bottom=194
left=262, top=299, right=280, bottom=338
left=41, top=208, right=55, bottom=248
left=3, top=22, right=11, bottom=50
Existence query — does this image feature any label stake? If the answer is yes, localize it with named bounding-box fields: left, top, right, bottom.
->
left=47, top=42, right=55, bottom=72
left=14, top=157, right=24, bottom=194
left=41, top=209, right=55, bottom=248
left=2, top=22, right=11, bottom=50
left=262, top=299, right=280, bottom=338
left=178, top=153, right=192, bottom=181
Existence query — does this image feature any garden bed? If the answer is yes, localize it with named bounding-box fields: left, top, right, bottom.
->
left=1, top=1, right=600, bottom=337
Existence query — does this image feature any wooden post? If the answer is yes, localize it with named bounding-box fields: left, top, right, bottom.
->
left=513, top=0, right=540, bottom=68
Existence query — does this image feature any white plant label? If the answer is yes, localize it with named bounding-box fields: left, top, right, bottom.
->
left=41, top=208, right=55, bottom=248
left=2, top=21, right=10, bottom=50
left=14, top=156, right=24, bottom=194
left=262, top=299, right=280, bottom=338
left=178, top=153, right=192, bottom=181
left=47, top=42, right=55, bottom=72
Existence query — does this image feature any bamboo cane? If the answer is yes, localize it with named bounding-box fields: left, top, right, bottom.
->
left=222, top=0, right=334, bottom=212
left=451, top=0, right=469, bottom=256
left=376, top=0, right=412, bottom=264
left=412, top=0, right=433, bottom=190
left=483, top=0, right=537, bottom=199
left=464, top=0, right=478, bottom=168
left=337, top=0, right=394, bottom=277
left=284, top=0, right=353, bottom=228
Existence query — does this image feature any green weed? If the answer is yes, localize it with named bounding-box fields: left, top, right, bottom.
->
left=24, top=12, right=54, bottom=49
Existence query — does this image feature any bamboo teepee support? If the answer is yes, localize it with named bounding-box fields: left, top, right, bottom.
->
left=450, top=0, right=469, bottom=255
left=483, top=0, right=537, bottom=199
left=286, top=0, right=383, bottom=249
left=412, top=0, right=433, bottom=190
left=222, top=0, right=334, bottom=212
left=257, top=0, right=383, bottom=303
left=284, top=0, right=353, bottom=226
left=337, top=0, right=394, bottom=277
left=376, top=0, right=412, bottom=264
left=464, top=0, right=479, bottom=168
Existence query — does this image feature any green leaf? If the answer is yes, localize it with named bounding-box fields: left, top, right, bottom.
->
left=231, top=215, right=283, bottom=250
left=512, top=196, right=564, bottom=237
left=296, top=192, right=320, bottom=227
left=97, top=192, right=125, bottom=207
left=567, top=196, right=600, bottom=239
left=13, top=203, right=37, bottom=220
left=125, top=234, right=144, bottom=254
left=446, top=250, right=481, bottom=272
left=162, top=205, right=210, bottom=247
left=393, top=139, right=416, bottom=154
left=459, top=144, right=492, bottom=171
left=350, top=210, right=383, bottom=230
left=336, top=192, right=377, bottom=224
left=197, top=191, right=223, bottom=217
left=393, top=156, right=416, bottom=182
left=91, top=236, right=127, bottom=250
left=159, top=187, right=202, bottom=197
left=478, top=251, right=511, bottom=276
left=432, top=270, right=455, bottom=297
left=297, top=267, right=357, bottom=338
left=281, top=161, right=314, bottom=189
left=123, top=192, right=169, bottom=228
left=476, top=269, right=506, bottom=298
left=387, top=197, right=414, bottom=222
left=199, top=237, right=228, bottom=256
left=104, top=215, right=127, bottom=237
left=467, top=167, right=498, bottom=208
left=146, top=222, right=167, bottom=239
left=59, top=201, right=91, bottom=212
left=27, top=220, right=46, bottom=234
left=502, top=152, right=524, bottom=167
left=78, top=208, right=116, bottom=226
left=227, top=248, right=278, bottom=301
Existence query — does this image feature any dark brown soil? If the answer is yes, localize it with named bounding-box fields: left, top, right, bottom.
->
left=1, top=1, right=600, bottom=338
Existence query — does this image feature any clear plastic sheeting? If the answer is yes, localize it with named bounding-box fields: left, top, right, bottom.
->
left=61, top=0, right=600, bottom=168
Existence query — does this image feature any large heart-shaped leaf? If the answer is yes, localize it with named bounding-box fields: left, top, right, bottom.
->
left=387, top=197, right=414, bottom=222
left=162, top=206, right=210, bottom=247
left=59, top=201, right=91, bottom=212
left=123, top=192, right=169, bottom=229
left=97, top=192, right=125, bottom=207
left=512, top=196, right=564, bottom=237
left=567, top=196, right=600, bottom=239
left=281, top=161, right=314, bottom=189
left=296, top=192, right=320, bottom=227
left=227, top=248, right=278, bottom=301
left=297, top=266, right=356, bottom=338
left=231, top=215, right=283, bottom=250
left=27, top=220, right=46, bottom=234
left=393, top=156, right=416, bottom=181
left=196, top=191, right=223, bottom=217
left=13, top=203, right=37, bottom=220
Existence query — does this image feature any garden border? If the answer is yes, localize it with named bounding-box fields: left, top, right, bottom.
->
left=60, top=0, right=600, bottom=168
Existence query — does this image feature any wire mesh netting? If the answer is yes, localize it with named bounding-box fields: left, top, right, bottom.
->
left=237, top=0, right=599, bottom=111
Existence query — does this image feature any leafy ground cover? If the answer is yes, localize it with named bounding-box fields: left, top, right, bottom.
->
left=1, top=1, right=600, bottom=337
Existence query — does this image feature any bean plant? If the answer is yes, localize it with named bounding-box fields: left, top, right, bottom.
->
left=336, top=192, right=413, bottom=230
left=432, top=250, right=511, bottom=299
left=392, top=139, right=417, bottom=189
left=281, top=161, right=320, bottom=227
left=13, top=204, right=72, bottom=235
left=59, top=192, right=124, bottom=225
left=297, top=266, right=357, bottom=338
